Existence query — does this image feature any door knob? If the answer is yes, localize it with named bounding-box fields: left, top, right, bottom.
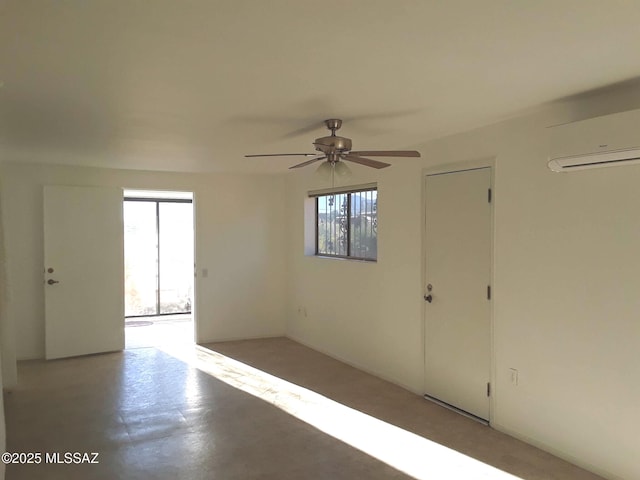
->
left=47, top=279, right=60, bottom=285
left=424, top=294, right=433, bottom=303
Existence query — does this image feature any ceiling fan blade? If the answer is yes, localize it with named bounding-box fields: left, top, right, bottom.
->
left=349, top=150, right=421, bottom=157
left=245, top=153, right=317, bottom=158
left=343, top=155, right=390, bottom=169
left=289, top=157, right=326, bottom=169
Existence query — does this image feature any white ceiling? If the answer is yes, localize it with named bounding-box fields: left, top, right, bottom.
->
left=2, top=0, right=640, bottom=174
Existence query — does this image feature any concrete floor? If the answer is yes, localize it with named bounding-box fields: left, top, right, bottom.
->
left=5, top=337, right=603, bottom=480
left=125, top=314, right=193, bottom=349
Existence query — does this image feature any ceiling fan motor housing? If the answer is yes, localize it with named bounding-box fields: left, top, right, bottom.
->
left=314, top=135, right=352, bottom=154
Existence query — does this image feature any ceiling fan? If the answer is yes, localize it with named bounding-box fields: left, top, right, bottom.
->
left=245, top=119, right=421, bottom=169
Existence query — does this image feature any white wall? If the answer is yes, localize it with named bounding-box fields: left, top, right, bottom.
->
left=0, top=163, right=287, bottom=367
left=285, top=84, right=640, bottom=480
left=286, top=165, right=425, bottom=391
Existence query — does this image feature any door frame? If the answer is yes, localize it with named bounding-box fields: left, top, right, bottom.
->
left=122, top=189, right=198, bottom=344
left=421, top=158, right=496, bottom=423
left=123, top=196, right=194, bottom=318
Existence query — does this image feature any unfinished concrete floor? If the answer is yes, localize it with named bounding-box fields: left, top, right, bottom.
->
left=5, top=337, right=603, bottom=480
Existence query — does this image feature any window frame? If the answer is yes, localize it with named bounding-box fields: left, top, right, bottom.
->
left=311, top=184, right=378, bottom=262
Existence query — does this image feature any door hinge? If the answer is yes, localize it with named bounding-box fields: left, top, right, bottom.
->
left=487, top=285, right=491, bottom=300
left=488, top=188, right=492, bottom=203
left=487, top=382, right=491, bottom=397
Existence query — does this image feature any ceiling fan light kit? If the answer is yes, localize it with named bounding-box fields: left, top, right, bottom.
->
left=245, top=119, right=421, bottom=170
left=316, top=160, right=352, bottom=187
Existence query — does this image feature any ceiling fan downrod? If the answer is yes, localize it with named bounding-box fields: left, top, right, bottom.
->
left=324, top=118, right=342, bottom=136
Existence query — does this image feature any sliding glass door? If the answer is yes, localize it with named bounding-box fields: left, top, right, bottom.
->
left=124, top=197, right=193, bottom=317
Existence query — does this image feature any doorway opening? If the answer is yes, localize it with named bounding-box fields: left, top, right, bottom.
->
left=123, top=190, right=195, bottom=349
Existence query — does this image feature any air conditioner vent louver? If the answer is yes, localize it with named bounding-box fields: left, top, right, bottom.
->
left=548, top=109, right=640, bottom=172
left=562, top=157, right=640, bottom=169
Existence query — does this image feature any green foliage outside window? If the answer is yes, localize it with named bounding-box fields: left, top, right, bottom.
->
left=316, top=189, right=377, bottom=261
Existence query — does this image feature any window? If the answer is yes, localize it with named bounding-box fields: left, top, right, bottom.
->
left=314, top=186, right=377, bottom=261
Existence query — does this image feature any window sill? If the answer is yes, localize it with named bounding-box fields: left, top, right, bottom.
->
left=313, top=255, right=377, bottom=263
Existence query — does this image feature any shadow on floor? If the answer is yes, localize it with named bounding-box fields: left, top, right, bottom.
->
left=201, top=337, right=604, bottom=480
left=4, top=337, right=604, bottom=480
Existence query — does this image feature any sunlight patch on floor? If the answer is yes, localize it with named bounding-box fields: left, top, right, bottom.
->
left=125, top=315, right=193, bottom=349
left=160, top=343, right=522, bottom=480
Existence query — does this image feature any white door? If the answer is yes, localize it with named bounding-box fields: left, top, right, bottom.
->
left=44, top=186, right=125, bottom=360
left=424, top=167, right=492, bottom=420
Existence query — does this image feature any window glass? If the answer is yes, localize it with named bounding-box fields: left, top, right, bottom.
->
left=316, top=189, right=377, bottom=261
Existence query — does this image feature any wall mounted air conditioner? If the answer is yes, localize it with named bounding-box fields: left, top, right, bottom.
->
left=548, top=108, right=640, bottom=172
